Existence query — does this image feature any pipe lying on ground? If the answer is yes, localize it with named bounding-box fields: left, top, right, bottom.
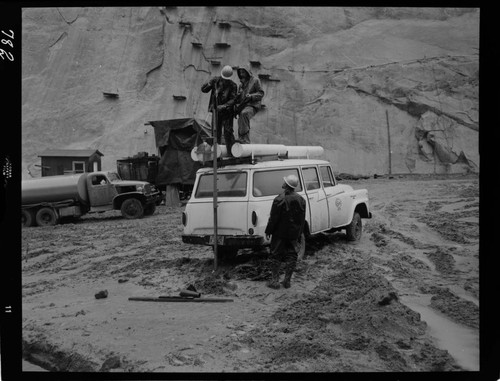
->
left=128, top=296, right=233, bottom=302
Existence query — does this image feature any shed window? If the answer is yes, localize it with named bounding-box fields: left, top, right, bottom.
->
left=73, top=161, right=85, bottom=173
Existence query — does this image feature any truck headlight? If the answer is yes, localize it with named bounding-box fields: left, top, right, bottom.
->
left=136, top=185, right=151, bottom=194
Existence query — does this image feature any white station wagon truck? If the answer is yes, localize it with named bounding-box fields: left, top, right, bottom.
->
left=181, top=147, right=372, bottom=259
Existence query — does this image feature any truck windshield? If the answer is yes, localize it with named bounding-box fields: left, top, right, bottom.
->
left=195, top=172, right=248, bottom=198
left=253, top=168, right=302, bottom=197
left=106, top=172, right=121, bottom=182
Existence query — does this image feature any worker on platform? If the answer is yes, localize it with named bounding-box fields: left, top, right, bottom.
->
left=234, top=65, right=264, bottom=144
left=265, top=174, right=306, bottom=289
left=201, top=65, right=238, bottom=156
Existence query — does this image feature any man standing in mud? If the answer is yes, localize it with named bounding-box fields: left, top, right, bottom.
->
left=201, top=65, right=238, bottom=155
left=234, top=65, right=264, bottom=144
left=265, top=174, right=306, bottom=289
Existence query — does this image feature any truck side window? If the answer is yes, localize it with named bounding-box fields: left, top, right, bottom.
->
left=92, top=175, right=107, bottom=186
left=302, top=167, right=320, bottom=191
left=320, top=166, right=335, bottom=187
left=253, top=168, right=302, bottom=197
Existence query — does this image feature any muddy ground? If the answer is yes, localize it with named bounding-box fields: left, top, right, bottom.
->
left=21, top=174, right=479, bottom=374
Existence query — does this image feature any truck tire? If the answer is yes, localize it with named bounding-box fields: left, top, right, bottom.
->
left=35, top=207, right=58, bottom=226
left=121, top=198, right=144, bottom=219
left=143, top=203, right=156, bottom=216
left=346, top=211, right=362, bottom=241
left=22, top=209, right=35, bottom=227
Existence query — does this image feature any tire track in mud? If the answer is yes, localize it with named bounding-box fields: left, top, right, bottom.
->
left=362, top=178, right=479, bottom=360
left=236, top=253, right=461, bottom=372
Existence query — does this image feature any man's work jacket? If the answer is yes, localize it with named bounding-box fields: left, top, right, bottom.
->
left=265, top=188, right=306, bottom=241
left=235, top=66, right=264, bottom=110
left=201, top=76, right=237, bottom=117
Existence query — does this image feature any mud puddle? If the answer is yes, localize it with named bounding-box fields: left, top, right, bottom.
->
left=401, top=295, right=479, bottom=371
left=23, top=360, right=49, bottom=372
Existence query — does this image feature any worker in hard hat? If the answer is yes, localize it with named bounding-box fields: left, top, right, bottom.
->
left=264, top=174, right=306, bottom=289
left=234, top=65, right=264, bottom=144
left=201, top=65, right=238, bottom=155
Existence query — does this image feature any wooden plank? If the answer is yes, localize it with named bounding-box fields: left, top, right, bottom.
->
left=103, top=92, right=119, bottom=98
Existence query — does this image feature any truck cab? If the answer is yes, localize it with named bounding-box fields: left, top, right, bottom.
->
left=87, top=171, right=159, bottom=218
left=181, top=158, right=372, bottom=258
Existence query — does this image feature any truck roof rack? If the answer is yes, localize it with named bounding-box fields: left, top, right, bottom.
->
left=200, top=154, right=286, bottom=168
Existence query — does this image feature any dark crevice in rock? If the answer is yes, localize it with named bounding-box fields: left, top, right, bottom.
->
left=56, top=8, right=79, bottom=25
left=347, top=85, right=478, bottom=131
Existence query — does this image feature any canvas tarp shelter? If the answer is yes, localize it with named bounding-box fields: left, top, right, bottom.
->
left=149, top=118, right=212, bottom=186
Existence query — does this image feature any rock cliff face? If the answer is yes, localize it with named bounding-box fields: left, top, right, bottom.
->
left=21, top=7, right=479, bottom=178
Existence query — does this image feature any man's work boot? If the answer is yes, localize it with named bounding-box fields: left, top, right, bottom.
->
left=281, top=269, right=293, bottom=289
left=267, top=265, right=281, bottom=289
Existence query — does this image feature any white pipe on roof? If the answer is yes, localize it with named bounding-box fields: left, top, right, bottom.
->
left=286, top=146, right=324, bottom=158
left=231, top=143, right=323, bottom=159
left=231, top=143, right=287, bottom=158
left=190, top=143, right=228, bottom=161
left=190, top=143, right=324, bottom=161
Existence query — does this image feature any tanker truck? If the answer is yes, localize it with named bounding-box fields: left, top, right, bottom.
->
left=22, top=171, right=160, bottom=227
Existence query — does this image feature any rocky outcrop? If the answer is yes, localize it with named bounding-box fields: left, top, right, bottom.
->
left=22, top=7, right=479, bottom=178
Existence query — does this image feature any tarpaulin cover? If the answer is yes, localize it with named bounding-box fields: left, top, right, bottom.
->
left=149, top=118, right=213, bottom=186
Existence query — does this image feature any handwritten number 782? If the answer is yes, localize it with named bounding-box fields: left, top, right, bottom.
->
left=0, top=30, right=14, bottom=61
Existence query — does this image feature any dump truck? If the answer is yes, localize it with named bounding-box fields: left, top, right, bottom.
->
left=22, top=171, right=160, bottom=227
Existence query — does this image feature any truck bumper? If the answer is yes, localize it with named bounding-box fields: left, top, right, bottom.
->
left=182, top=234, right=265, bottom=247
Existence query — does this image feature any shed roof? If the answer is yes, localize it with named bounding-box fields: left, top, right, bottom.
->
left=38, top=149, right=104, bottom=158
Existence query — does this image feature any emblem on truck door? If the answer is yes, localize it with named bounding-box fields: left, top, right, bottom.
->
left=335, top=198, right=342, bottom=211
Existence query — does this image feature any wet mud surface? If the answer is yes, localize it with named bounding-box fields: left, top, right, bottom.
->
left=21, top=175, right=479, bottom=373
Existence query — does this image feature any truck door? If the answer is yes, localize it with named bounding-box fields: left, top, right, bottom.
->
left=87, top=174, right=117, bottom=207
left=320, top=165, right=352, bottom=228
left=301, top=166, right=329, bottom=233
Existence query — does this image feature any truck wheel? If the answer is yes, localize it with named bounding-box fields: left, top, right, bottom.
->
left=35, top=207, right=58, bottom=226
left=22, top=209, right=35, bottom=227
left=297, top=232, right=306, bottom=260
left=346, top=212, right=362, bottom=241
left=121, top=198, right=144, bottom=219
left=143, top=203, right=156, bottom=216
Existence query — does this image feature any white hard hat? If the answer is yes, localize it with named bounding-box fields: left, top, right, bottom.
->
left=283, top=174, right=299, bottom=189
left=221, top=65, right=233, bottom=79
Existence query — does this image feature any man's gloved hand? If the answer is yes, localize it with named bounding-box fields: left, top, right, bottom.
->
left=217, top=105, right=226, bottom=112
